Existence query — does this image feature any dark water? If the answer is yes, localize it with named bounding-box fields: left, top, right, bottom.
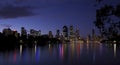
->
left=0, top=42, right=120, bottom=65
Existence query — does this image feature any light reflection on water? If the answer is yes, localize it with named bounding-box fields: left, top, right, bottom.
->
left=114, top=44, right=116, bottom=58
left=0, top=42, right=120, bottom=65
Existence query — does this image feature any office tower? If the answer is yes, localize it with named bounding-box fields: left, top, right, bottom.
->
left=21, top=27, right=27, bottom=36
left=63, top=25, right=68, bottom=40
left=2, top=28, right=12, bottom=36
left=30, top=29, right=34, bottom=36
left=49, top=31, right=53, bottom=38
left=75, top=27, right=80, bottom=40
left=38, top=30, right=41, bottom=36
left=69, top=25, right=75, bottom=41
left=92, top=29, right=95, bottom=40
left=69, top=25, right=74, bottom=37
left=55, top=29, right=60, bottom=39
left=30, top=29, right=41, bottom=37
left=12, top=30, right=18, bottom=38
left=86, top=34, right=91, bottom=43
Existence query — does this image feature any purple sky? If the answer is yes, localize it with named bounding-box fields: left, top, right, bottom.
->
left=0, top=0, right=119, bottom=37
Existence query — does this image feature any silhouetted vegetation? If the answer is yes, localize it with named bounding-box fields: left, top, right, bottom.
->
left=0, top=32, right=61, bottom=51
left=94, top=0, right=120, bottom=43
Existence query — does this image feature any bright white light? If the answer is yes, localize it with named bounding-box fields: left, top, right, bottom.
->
left=114, top=44, right=116, bottom=58
left=20, top=45, right=22, bottom=56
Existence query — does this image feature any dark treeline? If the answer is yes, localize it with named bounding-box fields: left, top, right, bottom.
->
left=94, top=0, right=120, bottom=43
left=0, top=32, right=60, bottom=51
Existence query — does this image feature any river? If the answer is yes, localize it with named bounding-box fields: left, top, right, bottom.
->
left=0, top=42, right=120, bottom=65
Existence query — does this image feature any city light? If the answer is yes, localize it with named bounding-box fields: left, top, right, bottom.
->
left=114, top=44, right=117, bottom=58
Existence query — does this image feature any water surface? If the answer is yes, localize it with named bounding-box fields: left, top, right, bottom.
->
left=0, top=42, right=120, bottom=65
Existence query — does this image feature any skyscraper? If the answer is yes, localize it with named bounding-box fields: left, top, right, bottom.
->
left=12, top=30, right=19, bottom=38
left=3, top=28, right=12, bottom=36
left=38, top=30, right=41, bottom=36
left=75, top=27, right=80, bottom=40
left=92, top=29, right=95, bottom=40
left=69, top=25, right=76, bottom=41
left=30, top=29, right=34, bottom=36
left=48, top=31, right=53, bottom=38
left=30, top=29, right=41, bottom=37
left=55, top=29, right=60, bottom=39
left=69, top=25, right=74, bottom=38
left=21, top=27, right=27, bottom=36
left=63, top=26, right=68, bottom=40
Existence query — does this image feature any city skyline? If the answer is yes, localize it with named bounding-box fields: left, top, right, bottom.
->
left=0, top=0, right=96, bottom=38
left=0, top=0, right=119, bottom=37
left=1, top=25, right=80, bottom=37
left=0, top=1, right=120, bottom=65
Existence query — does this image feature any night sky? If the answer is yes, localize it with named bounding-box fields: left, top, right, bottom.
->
left=0, top=0, right=119, bottom=37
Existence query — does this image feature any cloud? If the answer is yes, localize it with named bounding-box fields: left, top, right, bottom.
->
left=0, top=0, right=81, bottom=19
left=0, top=4, right=35, bottom=19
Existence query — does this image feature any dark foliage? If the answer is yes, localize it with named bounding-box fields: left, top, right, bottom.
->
left=94, top=0, right=120, bottom=43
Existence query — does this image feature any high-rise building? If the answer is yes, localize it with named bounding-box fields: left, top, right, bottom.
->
left=92, top=29, right=95, bottom=40
left=30, top=29, right=34, bottom=36
left=2, top=28, right=12, bottom=36
left=12, top=30, right=19, bottom=38
left=55, top=29, right=60, bottom=39
left=69, top=25, right=74, bottom=38
left=75, top=27, right=80, bottom=40
left=38, top=30, right=41, bottom=36
left=48, top=31, right=53, bottom=38
left=30, top=29, right=41, bottom=37
left=69, top=25, right=76, bottom=41
left=86, top=34, right=91, bottom=43
left=21, top=27, right=27, bottom=36
left=63, top=26, right=68, bottom=40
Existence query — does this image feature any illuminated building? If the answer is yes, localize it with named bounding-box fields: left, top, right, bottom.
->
left=12, top=30, right=19, bottom=38
left=60, top=33, right=64, bottom=41
left=69, top=25, right=75, bottom=41
left=63, top=26, right=68, bottom=40
left=38, top=30, right=41, bottom=36
left=75, top=27, right=80, bottom=40
left=21, top=27, right=27, bottom=36
left=69, top=25, right=74, bottom=37
left=55, top=29, right=60, bottom=39
left=2, top=28, right=12, bottom=36
left=48, top=31, right=53, bottom=38
left=34, top=30, right=41, bottom=36
left=30, top=29, right=34, bottom=36
left=86, top=34, right=91, bottom=43
left=21, top=27, right=27, bottom=43
left=30, top=29, right=41, bottom=37
left=92, top=29, right=95, bottom=41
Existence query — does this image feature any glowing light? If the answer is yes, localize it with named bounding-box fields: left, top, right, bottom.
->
left=20, top=45, right=22, bottom=56
left=70, top=43, right=75, bottom=59
left=35, top=45, right=37, bottom=55
left=34, top=41, right=37, bottom=44
left=20, top=40, right=23, bottom=43
left=49, top=44, right=51, bottom=48
left=86, top=43, right=89, bottom=54
left=113, top=40, right=116, bottom=43
left=114, top=44, right=116, bottom=58
left=13, top=30, right=17, bottom=31
left=49, top=44, right=52, bottom=55
left=59, top=44, right=64, bottom=60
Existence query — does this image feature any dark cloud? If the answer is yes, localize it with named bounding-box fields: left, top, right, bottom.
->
left=0, top=0, right=81, bottom=19
left=0, top=4, right=35, bottom=19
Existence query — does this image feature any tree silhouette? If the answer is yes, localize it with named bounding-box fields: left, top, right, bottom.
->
left=94, top=0, right=120, bottom=42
